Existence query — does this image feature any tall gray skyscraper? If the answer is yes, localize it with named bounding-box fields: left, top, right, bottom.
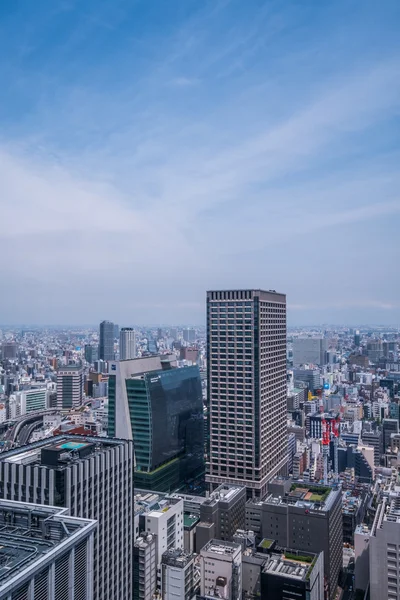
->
left=206, top=289, right=287, bottom=498
left=0, top=435, right=133, bottom=600
left=119, top=327, right=136, bottom=360
left=99, top=320, right=114, bottom=361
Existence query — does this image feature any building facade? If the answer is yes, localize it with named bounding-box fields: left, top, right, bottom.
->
left=99, top=320, right=114, bottom=361
left=56, top=365, right=83, bottom=409
left=108, top=356, right=204, bottom=492
left=0, top=435, right=133, bottom=600
left=0, top=499, right=96, bottom=600
left=293, top=337, right=327, bottom=366
left=199, top=540, right=242, bottom=600
left=119, top=327, right=136, bottom=360
left=206, top=289, right=287, bottom=498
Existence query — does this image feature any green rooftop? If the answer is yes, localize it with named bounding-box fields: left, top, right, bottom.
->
left=259, top=538, right=274, bottom=549
left=184, top=514, right=199, bottom=528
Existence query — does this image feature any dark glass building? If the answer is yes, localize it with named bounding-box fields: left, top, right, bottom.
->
left=108, top=356, right=204, bottom=492
left=99, top=320, right=114, bottom=361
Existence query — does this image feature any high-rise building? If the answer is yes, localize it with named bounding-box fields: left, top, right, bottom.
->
left=134, top=534, right=157, bottom=600
left=183, top=328, right=196, bottom=343
left=1, top=341, right=18, bottom=360
left=99, top=320, right=114, bottom=361
left=0, top=499, right=96, bottom=600
left=85, top=344, right=98, bottom=364
left=369, top=485, right=400, bottom=600
left=119, top=327, right=136, bottom=360
left=293, top=337, right=327, bottom=366
left=199, top=539, right=242, bottom=600
left=0, top=435, right=133, bottom=600
left=108, top=356, right=204, bottom=492
left=354, top=330, right=361, bottom=346
left=206, top=289, right=287, bottom=498
left=382, top=418, right=399, bottom=453
left=247, top=482, right=342, bottom=599
left=293, top=368, right=322, bottom=393
left=57, top=364, right=84, bottom=409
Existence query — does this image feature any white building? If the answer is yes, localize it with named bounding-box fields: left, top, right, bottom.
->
left=56, top=365, right=84, bottom=409
left=119, top=327, right=137, bottom=360
left=199, top=539, right=242, bottom=600
left=19, top=387, right=48, bottom=414
left=0, top=403, right=6, bottom=423
left=369, top=484, right=400, bottom=600
left=161, top=549, right=198, bottom=600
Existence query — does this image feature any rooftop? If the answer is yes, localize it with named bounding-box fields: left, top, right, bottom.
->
left=263, top=551, right=317, bottom=581
left=162, top=548, right=194, bottom=568
left=201, top=539, right=241, bottom=557
left=134, top=490, right=182, bottom=517
left=202, top=484, right=245, bottom=507
left=0, top=500, right=95, bottom=593
left=0, top=435, right=127, bottom=468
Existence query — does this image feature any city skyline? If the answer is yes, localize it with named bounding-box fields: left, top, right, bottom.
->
left=1, top=0, right=399, bottom=326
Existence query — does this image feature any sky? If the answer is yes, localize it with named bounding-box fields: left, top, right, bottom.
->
left=1, top=0, right=399, bottom=326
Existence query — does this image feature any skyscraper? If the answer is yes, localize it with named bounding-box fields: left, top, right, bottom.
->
left=99, top=320, right=114, bottom=361
left=119, top=327, right=136, bottom=360
left=206, top=289, right=287, bottom=498
left=108, top=355, right=204, bottom=492
left=293, top=337, right=327, bottom=366
left=0, top=435, right=133, bottom=600
left=57, top=364, right=84, bottom=409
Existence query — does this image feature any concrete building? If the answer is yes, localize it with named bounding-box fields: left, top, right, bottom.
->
left=206, top=289, right=287, bottom=498
left=199, top=539, right=242, bottom=600
left=183, top=328, right=196, bottom=343
left=361, top=430, right=382, bottom=466
left=1, top=342, right=17, bottom=360
left=0, top=435, right=133, bottom=600
left=246, top=482, right=342, bottom=600
left=354, top=524, right=370, bottom=594
left=293, top=369, right=322, bottom=393
left=134, top=534, right=157, bottom=600
left=134, top=490, right=184, bottom=591
left=56, top=365, right=83, bottom=410
left=19, top=387, right=48, bottom=414
left=195, top=484, right=246, bottom=552
left=260, top=545, right=324, bottom=600
left=99, top=320, right=114, bottom=361
left=84, top=344, right=98, bottom=364
left=382, top=419, right=399, bottom=453
left=161, top=549, right=199, bottom=600
left=108, top=356, right=204, bottom=492
left=119, top=327, right=136, bottom=360
left=0, top=499, right=96, bottom=600
left=293, top=337, right=327, bottom=366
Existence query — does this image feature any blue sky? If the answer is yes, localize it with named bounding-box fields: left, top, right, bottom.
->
left=1, top=0, right=399, bottom=325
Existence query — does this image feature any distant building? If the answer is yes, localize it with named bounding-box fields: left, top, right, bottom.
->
left=293, top=369, right=321, bottom=393
left=99, top=320, right=114, bottom=361
left=382, top=419, right=399, bottom=453
left=84, top=344, right=98, bottom=364
left=108, top=356, right=204, bottom=492
left=119, top=327, right=136, bottom=360
left=56, top=364, right=83, bottom=409
left=1, top=341, right=18, bottom=360
left=293, top=338, right=327, bottom=366
left=0, top=499, right=96, bottom=600
left=183, top=328, right=196, bottom=343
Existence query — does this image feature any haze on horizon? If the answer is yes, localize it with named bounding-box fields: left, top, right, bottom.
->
left=1, top=0, right=399, bottom=326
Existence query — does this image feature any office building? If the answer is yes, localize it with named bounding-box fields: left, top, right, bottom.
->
left=0, top=435, right=133, bottom=600
left=134, top=490, right=184, bottom=592
left=354, top=524, right=370, bottom=594
left=246, top=482, right=342, bottom=599
left=361, top=430, right=381, bottom=466
left=293, top=337, right=327, bottom=366
left=161, top=549, right=199, bottom=600
left=0, top=499, right=96, bottom=600
left=108, top=356, right=204, bottom=492
left=119, top=327, right=136, bottom=360
left=293, top=369, right=322, bottom=393
left=99, top=320, right=114, bottom=361
left=134, top=534, right=157, bottom=600
left=85, top=344, right=98, bottom=364
left=199, top=539, right=242, bottom=600
left=183, top=328, right=196, bottom=343
left=260, top=545, right=324, bottom=600
left=382, top=419, right=399, bottom=453
left=14, top=387, right=48, bottom=414
left=195, top=484, right=246, bottom=552
left=370, top=485, right=400, bottom=600
left=354, top=330, right=361, bottom=346
left=206, top=289, right=287, bottom=498
left=1, top=342, right=18, bottom=360
left=57, top=364, right=84, bottom=409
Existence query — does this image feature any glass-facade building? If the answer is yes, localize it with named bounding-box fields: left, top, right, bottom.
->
left=109, top=364, right=204, bottom=492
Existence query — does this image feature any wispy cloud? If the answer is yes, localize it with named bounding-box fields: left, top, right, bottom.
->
left=0, top=0, right=399, bottom=324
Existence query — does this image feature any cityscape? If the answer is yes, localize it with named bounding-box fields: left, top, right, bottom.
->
left=0, top=291, right=399, bottom=599
left=1, top=1, right=399, bottom=599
